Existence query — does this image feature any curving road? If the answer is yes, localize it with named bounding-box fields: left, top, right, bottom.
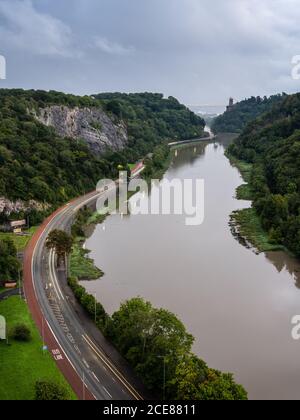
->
left=23, top=190, right=144, bottom=401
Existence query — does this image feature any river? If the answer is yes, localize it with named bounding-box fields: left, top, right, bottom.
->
left=82, top=133, right=300, bottom=400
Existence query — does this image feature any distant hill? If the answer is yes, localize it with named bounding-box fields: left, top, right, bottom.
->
left=228, top=92, right=300, bottom=257
left=212, top=94, right=286, bottom=133
left=0, top=89, right=204, bottom=222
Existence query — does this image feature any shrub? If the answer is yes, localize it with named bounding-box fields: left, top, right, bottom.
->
left=35, top=380, right=70, bottom=400
left=12, top=324, right=31, bottom=342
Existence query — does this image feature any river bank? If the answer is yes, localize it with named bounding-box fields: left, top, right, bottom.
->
left=82, top=135, right=300, bottom=399
left=226, top=150, right=287, bottom=254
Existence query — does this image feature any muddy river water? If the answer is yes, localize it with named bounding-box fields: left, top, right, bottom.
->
left=82, top=134, right=300, bottom=400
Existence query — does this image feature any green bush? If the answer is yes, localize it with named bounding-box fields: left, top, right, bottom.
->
left=68, top=277, right=108, bottom=329
left=35, top=380, right=70, bottom=400
left=12, top=324, right=31, bottom=342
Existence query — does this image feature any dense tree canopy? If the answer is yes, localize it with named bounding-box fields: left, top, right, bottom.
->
left=0, top=238, right=20, bottom=285
left=94, top=92, right=205, bottom=162
left=212, top=94, right=286, bottom=133
left=228, top=92, right=300, bottom=257
left=107, top=297, right=247, bottom=400
left=0, top=90, right=204, bottom=217
left=46, top=229, right=73, bottom=266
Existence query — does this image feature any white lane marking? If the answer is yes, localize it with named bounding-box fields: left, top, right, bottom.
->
left=82, top=358, right=90, bottom=369
left=91, top=372, right=100, bottom=383
left=48, top=251, right=61, bottom=301
left=49, top=249, right=65, bottom=301
left=82, top=334, right=142, bottom=400
left=46, top=321, right=77, bottom=372
left=103, top=386, right=112, bottom=399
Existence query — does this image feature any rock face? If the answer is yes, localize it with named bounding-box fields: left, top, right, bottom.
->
left=33, top=106, right=128, bottom=154
left=0, top=197, right=49, bottom=215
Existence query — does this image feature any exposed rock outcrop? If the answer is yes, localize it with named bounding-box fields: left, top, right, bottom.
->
left=0, top=197, right=49, bottom=215
left=32, top=106, right=128, bottom=155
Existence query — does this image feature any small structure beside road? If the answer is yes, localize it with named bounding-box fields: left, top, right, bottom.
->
left=10, top=219, right=27, bottom=234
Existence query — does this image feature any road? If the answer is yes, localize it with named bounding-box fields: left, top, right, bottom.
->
left=23, top=190, right=145, bottom=401
left=168, top=127, right=216, bottom=147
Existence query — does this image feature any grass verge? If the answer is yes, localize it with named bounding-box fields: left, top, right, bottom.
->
left=70, top=240, right=103, bottom=281
left=226, top=151, right=283, bottom=253
left=0, top=297, right=76, bottom=400
left=0, top=227, right=38, bottom=252
left=230, top=208, right=285, bottom=253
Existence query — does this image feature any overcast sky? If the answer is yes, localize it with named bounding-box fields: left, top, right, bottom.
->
left=0, top=0, right=300, bottom=106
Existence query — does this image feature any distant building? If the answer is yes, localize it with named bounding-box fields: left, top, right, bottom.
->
left=226, top=97, right=234, bottom=112
left=10, top=219, right=26, bottom=234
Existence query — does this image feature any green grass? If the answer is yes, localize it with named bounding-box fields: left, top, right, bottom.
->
left=128, top=163, right=136, bottom=170
left=0, top=297, right=76, bottom=400
left=236, top=184, right=254, bottom=201
left=86, top=212, right=107, bottom=225
left=0, top=227, right=38, bottom=251
left=225, top=151, right=253, bottom=183
left=226, top=151, right=285, bottom=253
left=70, top=241, right=103, bottom=281
left=230, top=208, right=285, bottom=253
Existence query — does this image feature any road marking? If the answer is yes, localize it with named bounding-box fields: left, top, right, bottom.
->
left=82, top=358, right=90, bottom=369
left=91, top=372, right=100, bottom=383
left=103, top=386, right=112, bottom=399
left=82, top=334, right=142, bottom=400
left=31, top=190, right=143, bottom=401
left=49, top=249, right=65, bottom=301
left=46, top=321, right=77, bottom=372
left=48, top=251, right=61, bottom=301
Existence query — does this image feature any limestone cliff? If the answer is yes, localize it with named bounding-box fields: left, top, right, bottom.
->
left=0, top=197, right=49, bottom=215
left=32, top=106, right=128, bottom=154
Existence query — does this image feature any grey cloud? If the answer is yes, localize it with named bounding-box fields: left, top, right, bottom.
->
left=0, top=0, right=79, bottom=57
left=93, top=37, right=135, bottom=56
left=0, top=0, right=300, bottom=104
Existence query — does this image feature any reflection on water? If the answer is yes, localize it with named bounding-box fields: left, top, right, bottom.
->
left=265, top=251, right=300, bottom=289
left=82, top=134, right=300, bottom=400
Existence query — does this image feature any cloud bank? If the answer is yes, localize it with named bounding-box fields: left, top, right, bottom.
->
left=0, top=0, right=299, bottom=104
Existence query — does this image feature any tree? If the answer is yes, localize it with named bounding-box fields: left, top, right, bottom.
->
left=106, top=297, right=247, bottom=399
left=227, top=92, right=300, bottom=257
left=172, top=355, right=247, bottom=400
left=196, top=370, right=248, bottom=400
left=171, top=354, right=208, bottom=399
left=12, top=324, right=31, bottom=342
left=46, top=230, right=73, bottom=267
left=107, top=297, right=194, bottom=393
left=35, top=380, right=70, bottom=400
left=0, top=238, right=21, bottom=286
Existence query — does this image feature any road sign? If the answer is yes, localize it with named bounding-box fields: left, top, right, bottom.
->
left=0, top=315, right=6, bottom=340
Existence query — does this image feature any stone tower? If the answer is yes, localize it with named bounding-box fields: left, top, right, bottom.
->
left=226, top=97, right=234, bottom=112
